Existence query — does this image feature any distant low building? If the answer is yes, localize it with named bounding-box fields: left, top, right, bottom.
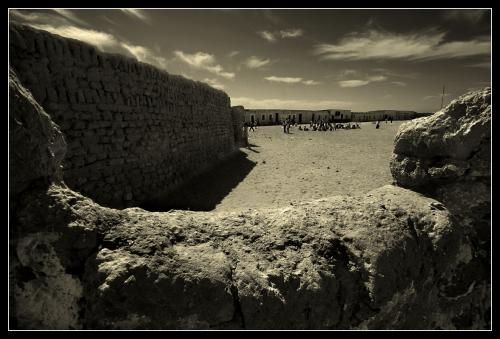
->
left=351, top=110, right=417, bottom=122
left=239, top=107, right=427, bottom=125
left=243, top=108, right=352, bottom=125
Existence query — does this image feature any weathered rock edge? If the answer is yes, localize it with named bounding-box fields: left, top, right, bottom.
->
left=9, top=69, right=489, bottom=329
left=391, top=87, right=491, bottom=329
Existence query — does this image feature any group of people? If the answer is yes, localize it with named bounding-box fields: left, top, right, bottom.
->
left=297, top=120, right=361, bottom=132
left=246, top=116, right=387, bottom=135
left=282, top=118, right=293, bottom=133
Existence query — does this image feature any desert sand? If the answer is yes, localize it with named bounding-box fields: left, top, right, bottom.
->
left=144, top=121, right=404, bottom=212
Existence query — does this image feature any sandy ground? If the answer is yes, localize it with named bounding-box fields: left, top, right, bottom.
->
left=143, top=121, right=404, bottom=212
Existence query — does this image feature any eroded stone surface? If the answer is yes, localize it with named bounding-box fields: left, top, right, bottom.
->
left=12, top=183, right=472, bottom=329
left=390, top=87, right=491, bottom=329
left=391, top=87, right=490, bottom=188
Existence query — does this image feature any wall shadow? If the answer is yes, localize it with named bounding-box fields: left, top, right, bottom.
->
left=140, top=150, right=256, bottom=212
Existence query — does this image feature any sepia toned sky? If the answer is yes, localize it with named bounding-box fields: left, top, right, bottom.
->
left=9, top=8, right=491, bottom=112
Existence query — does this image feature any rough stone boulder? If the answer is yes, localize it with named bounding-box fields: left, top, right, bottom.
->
left=9, top=63, right=488, bottom=329
left=390, top=87, right=491, bottom=328
left=391, top=87, right=490, bottom=189
left=14, top=183, right=472, bottom=329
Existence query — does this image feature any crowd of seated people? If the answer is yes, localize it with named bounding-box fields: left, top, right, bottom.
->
left=297, top=120, right=361, bottom=131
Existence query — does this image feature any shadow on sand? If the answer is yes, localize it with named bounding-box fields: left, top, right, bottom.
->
left=140, top=150, right=256, bottom=212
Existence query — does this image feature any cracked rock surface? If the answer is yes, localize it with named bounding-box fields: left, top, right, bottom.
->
left=9, top=69, right=490, bottom=329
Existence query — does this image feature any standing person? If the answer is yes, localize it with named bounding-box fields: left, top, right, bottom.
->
left=376, top=121, right=380, bottom=129
left=249, top=121, right=255, bottom=131
left=283, top=118, right=287, bottom=133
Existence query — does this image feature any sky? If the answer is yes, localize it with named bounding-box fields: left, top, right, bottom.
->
left=9, top=8, right=491, bottom=112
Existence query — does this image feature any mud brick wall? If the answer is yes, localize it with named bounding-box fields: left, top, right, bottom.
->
left=9, top=23, right=237, bottom=208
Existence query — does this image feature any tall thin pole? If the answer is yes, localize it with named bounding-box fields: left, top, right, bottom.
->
left=440, top=85, right=445, bottom=110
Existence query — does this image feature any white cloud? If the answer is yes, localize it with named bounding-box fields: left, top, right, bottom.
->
left=120, top=42, right=168, bottom=69
left=302, top=80, right=322, bottom=86
left=265, top=76, right=303, bottom=84
left=203, top=78, right=225, bottom=90
left=10, top=9, right=119, bottom=50
left=338, top=75, right=387, bottom=88
left=391, top=81, right=407, bottom=87
left=314, top=29, right=490, bottom=61
left=371, top=68, right=420, bottom=79
left=10, top=9, right=76, bottom=27
left=26, top=24, right=118, bottom=50
left=338, top=69, right=358, bottom=78
left=265, top=76, right=322, bottom=86
left=19, top=20, right=169, bottom=71
left=228, top=50, right=240, bottom=57
left=338, top=80, right=371, bottom=88
left=52, top=9, right=89, bottom=27
left=259, top=31, right=276, bottom=42
left=231, top=97, right=352, bottom=110
left=245, top=56, right=271, bottom=69
left=120, top=9, right=151, bottom=24
left=279, top=28, right=304, bottom=38
left=174, top=51, right=235, bottom=79
left=258, top=28, right=304, bottom=42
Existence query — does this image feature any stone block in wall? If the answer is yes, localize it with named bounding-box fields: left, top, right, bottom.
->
left=73, top=157, right=85, bottom=168
left=80, top=45, right=92, bottom=66
left=10, top=25, right=27, bottom=51
left=87, top=122, right=101, bottom=130
left=87, top=67, right=100, bottom=82
left=65, top=77, right=78, bottom=91
left=90, top=81, right=102, bottom=90
left=110, top=158, right=124, bottom=166
left=57, top=120, right=72, bottom=131
left=56, top=87, right=68, bottom=103
left=34, top=33, right=46, bottom=54
left=53, top=37, right=64, bottom=59
left=76, top=90, right=86, bottom=104
left=46, top=87, right=58, bottom=103
left=69, top=42, right=81, bottom=61
left=73, top=121, right=87, bottom=130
